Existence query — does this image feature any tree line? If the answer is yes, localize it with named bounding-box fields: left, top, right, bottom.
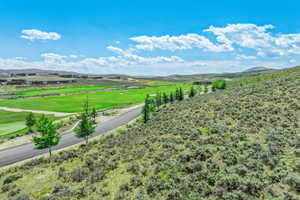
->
left=142, top=86, right=197, bottom=123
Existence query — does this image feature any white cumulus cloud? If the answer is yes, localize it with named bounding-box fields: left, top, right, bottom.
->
left=129, top=24, right=300, bottom=58
left=205, top=24, right=300, bottom=57
left=106, top=45, right=184, bottom=65
left=130, top=34, right=233, bottom=52
left=235, top=54, right=257, bottom=60
left=21, top=29, right=61, bottom=41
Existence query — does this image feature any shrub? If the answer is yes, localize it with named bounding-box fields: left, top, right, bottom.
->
left=70, top=167, right=88, bottom=182
left=3, top=174, right=23, bottom=185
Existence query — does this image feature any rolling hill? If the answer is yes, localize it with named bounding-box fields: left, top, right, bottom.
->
left=243, top=66, right=274, bottom=72
left=0, top=66, right=299, bottom=200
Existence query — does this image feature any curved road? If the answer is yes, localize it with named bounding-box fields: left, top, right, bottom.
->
left=0, top=106, right=142, bottom=168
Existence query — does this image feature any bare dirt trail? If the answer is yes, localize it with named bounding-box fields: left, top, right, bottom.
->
left=0, top=106, right=72, bottom=117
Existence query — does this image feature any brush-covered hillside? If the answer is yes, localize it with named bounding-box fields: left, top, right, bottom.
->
left=1, top=67, right=300, bottom=200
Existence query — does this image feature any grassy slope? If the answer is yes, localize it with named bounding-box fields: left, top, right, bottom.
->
left=139, top=69, right=274, bottom=83
left=0, top=85, right=194, bottom=113
left=14, top=85, right=117, bottom=96
left=0, top=67, right=299, bottom=200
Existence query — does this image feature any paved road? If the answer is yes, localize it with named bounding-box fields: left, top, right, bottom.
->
left=0, top=106, right=142, bottom=168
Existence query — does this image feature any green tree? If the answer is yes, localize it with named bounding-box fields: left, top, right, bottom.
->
left=175, top=88, right=180, bottom=100
left=212, top=85, right=216, bottom=92
left=142, top=95, right=151, bottom=123
left=32, top=116, right=61, bottom=157
left=75, top=98, right=95, bottom=144
left=91, top=107, right=98, bottom=123
left=83, top=98, right=91, bottom=117
left=212, top=79, right=226, bottom=89
left=189, top=87, right=196, bottom=98
left=204, top=85, right=209, bottom=93
left=169, top=92, right=174, bottom=103
left=155, top=92, right=162, bottom=107
left=179, top=87, right=184, bottom=101
left=163, top=92, right=169, bottom=104
left=26, top=112, right=36, bottom=132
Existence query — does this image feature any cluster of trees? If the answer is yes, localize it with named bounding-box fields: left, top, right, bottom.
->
left=212, top=79, right=226, bottom=91
left=29, top=99, right=98, bottom=157
left=143, top=87, right=196, bottom=123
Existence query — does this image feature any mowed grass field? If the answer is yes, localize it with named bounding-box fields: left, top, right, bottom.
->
left=0, top=110, right=57, bottom=138
left=0, top=85, right=196, bottom=113
left=143, top=81, right=177, bottom=86
left=14, top=85, right=118, bottom=96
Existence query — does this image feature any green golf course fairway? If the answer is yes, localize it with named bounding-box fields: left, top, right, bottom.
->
left=0, top=110, right=57, bottom=138
left=14, top=85, right=118, bottom=96
left=0, top=85, right=196, bottom=113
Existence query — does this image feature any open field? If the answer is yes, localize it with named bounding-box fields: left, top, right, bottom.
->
left=12, top=81, right=178, bottom=96
left=0, top=110, right=57, bottom=141
left=0, top=85, right=197, bottom=113
left=13, top=85, right=118, bottom=96
left=141, top=81, right=177, bottom=86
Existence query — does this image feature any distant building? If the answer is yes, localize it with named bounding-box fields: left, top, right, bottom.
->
left=192, top=81, right=212, bottom=85
left=30, top=81, right=45, bottom=85
left=7, top=79, right=27, bottom=85
left=59, top=74, right=75, bottom=78
left=15, top=73, right=27, bottom=77
left=89, top=76, right=103, bottom=79
left=110, top=76, right=121, bottom=79
left=0, top=79, right=7, bottom=85
left=28, top=80, right=76, bottom=85
left=48, top=73, right=59, bottom=76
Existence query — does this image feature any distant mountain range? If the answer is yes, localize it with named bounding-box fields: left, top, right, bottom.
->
left=0, top=68, right=79, bottom=75
left=0, top=66, right=277, bottom=78
left=243, top=67, right=274, bottom=72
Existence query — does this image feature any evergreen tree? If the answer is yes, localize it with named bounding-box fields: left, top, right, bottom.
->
left=163, top=92, right=169, bottom=104
left=91, top=107, right=97, bottom=123
left=220, top=80, right=226, bottom=89
left=204, top=85, right=208, bottom=93
left=75, top=98, right=95, bottom=144
left=83, top=98, right=91, bottom=118
left=169, top=92, right=174, bottom=103
left=155, top=92, right=162, bottom=107
left=148, top=98, right=156, bottom=112
left=179, top=87, right=184, bottom=101
left=142, top=95, right=150, bottom=123
left=26, top=112, right=36, bottom=132
left=175, top=88, right=180, bottom=100
left=212, top=79, right=226, bottom=89
left=32, top=116, right=61, bottom=157
left=189, top=87, right=196, bottom=98
left=212, top=85, right=216, bottom=92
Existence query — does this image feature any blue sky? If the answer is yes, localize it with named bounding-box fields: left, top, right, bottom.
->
left=0, top=0, right=300, bottom=75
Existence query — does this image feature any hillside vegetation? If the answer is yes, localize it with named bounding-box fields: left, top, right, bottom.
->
left=0, top=67, right=299, bottom=200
